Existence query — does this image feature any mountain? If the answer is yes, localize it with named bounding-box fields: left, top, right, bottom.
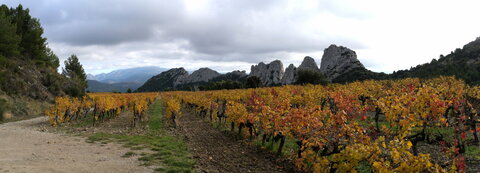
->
left=87, top=66, right=166, bottom=83
left=176, top=70, right=248, bottom=91
left=138, top=67, right=248, bottom=92
left=136, top=68, right=189, bottom=92
left=281, top=56, right=321, bottom=85
left=176, top=68, right=221, bottom=84
left=281, top=64, right=297, bottom=85
left=249, top=60, right=284, bottom=86
left=137, top=37, right=480, bottom=92
left=137, top=47, right=369, bottom=91
left=299, top=56, right=321, bottom=72
left=320, top=45, right=365, bottom=81
left=87, top=80, right=142, bottom=93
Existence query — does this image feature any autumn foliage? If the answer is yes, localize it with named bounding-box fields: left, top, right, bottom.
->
left=161, top=76, right=480, bottom=172
left=45, top=92, right=158, bottom=127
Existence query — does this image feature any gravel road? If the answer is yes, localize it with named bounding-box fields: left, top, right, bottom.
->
left=0, top=117, right=151, bottom=173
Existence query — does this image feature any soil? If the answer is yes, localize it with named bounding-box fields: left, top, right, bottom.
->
left=172, top=111, right=297, bottom=173
left=0, top=116, right=152, bottom=173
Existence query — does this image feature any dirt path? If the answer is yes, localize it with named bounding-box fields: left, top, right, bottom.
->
left=175, top=112, right=295, bottom=173
left=0, top=117, right=151, bottom=173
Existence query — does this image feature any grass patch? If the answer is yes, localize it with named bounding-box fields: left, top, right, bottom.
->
left=122, top=151, right=137, bottom=157
left=466, top=146, right=480, bottom=160
left=254, top=136, right=299, bottom=156
left=86, top=100, right=194, bottom=172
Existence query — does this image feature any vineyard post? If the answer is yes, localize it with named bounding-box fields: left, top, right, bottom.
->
left=374, top=107, right=382, bottom=132
left=171, top=111, right=177, bottom=128
left=262, top=134, right=267, bottom=145
left=238, top=123, right=244, bottom=136
left=277, top=135, right=286, bottom=155
left=296, top=140, right=304, bottom=158
left=209, top=104, right=213, bottom=121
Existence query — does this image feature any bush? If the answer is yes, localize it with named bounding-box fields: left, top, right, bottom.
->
left=294, top=69, right=329, bottom=85
left=245, top=76, right=262, bottom=88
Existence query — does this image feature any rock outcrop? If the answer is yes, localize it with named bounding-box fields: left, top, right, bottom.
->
left=281, top=64, right=297, bottom=85
left=249, top=60, right=284, bottom=86
left=298, top=56, right=320, bottom=72
left=136, top=68, right=189, bottom=92
left=281, top=57, right=320, bottom=85
left=176, top=67, right=220, bottom=85
left=320, top=45, right=365, bottom=81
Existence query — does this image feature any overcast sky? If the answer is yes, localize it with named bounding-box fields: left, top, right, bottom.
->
left=3, top=0, right=480, bottom=74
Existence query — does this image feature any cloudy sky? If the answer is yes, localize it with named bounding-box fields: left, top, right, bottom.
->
left=3, top=0, right=480, bottom=74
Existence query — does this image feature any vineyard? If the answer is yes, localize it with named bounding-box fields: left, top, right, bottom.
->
left=44, top=76, right=480, bottom=172
left=161, top=76, right=480, bottom=172
left=45, top=92, right=158, bottom=127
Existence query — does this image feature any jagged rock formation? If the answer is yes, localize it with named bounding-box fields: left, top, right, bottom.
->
left=298, top=56, right=320, bottom=72
left=249, top=60, right=284, bottom=86
left=136, top=68, right=188, bottom=92
left=137, top=37, right=480, bottom=91
left=320, top=45, right=365, bottom=81
left=280, top=57, right=320, bottom=85
left=281, top=64, right=297, bottom=85
left=176, top=68, right=220, bottom=85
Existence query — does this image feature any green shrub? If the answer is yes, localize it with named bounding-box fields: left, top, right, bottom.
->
left=295, top=69, right=329, bottom=85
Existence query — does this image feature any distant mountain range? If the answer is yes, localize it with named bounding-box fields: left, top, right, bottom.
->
left=136, top=37, right=480, bottom=92
left=87, top=66, right=167, bottom=83
left=136, top=44, right=364, bottom=92
left=87, top=80, right=143, bottom=93
left=86, top=66, right=167, bottom=92
left=87, top=37, right=480, bottom=93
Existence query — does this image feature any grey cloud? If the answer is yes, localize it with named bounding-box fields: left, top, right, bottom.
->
left=9, top=0, right=364, bottom=49
left=7, top=0, right=185, bottom=45
left=5, top=0, right=368, bottom=73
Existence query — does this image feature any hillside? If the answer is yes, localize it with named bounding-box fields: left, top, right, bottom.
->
left=0, top=4, right=86, bottom=119
left=135, top=68, right=189, bottom=92
left=390, top=37, right=480, bottom=85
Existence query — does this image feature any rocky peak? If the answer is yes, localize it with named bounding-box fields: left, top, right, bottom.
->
left=281, top=64, right=297, bottom=85
left=298, top=56, right=320, bottom=72
left=177, top=67, right=220, bottom=84
left=320, top=44, right=365, bottom=81
left=155, top=67, right=188, bottom=80
left=136, top=67, right=188, bottom=92
left=160, top=68, right=189, bottom=87
left=250, top=60, right=284, bottom=86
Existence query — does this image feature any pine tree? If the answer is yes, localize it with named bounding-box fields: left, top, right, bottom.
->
left=63, top=54, right=87, bottom=97
left=0, top=6, right=20, bottom=57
